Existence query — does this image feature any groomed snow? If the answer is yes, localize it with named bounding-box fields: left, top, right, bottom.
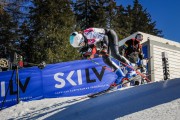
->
left=0, top=78, right=180, bottom=120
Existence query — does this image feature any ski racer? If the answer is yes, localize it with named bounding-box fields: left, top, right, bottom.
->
left=69, top=28, right=138, bottom=87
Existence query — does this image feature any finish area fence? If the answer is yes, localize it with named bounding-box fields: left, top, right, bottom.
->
left=0, top=58, right=117, bottom=109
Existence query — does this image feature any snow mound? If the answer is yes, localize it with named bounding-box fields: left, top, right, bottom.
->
left=0, top=78, right=180, bottom=120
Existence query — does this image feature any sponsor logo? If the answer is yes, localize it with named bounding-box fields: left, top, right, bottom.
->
left=54, top=67, right=105, bottom=88
left=1, top=77, right=30, bottom=97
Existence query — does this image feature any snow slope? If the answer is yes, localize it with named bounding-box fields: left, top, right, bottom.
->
left=0, top=78, right=180, bottom=120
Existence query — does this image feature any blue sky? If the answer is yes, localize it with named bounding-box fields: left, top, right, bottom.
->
left=117, top=0, right=180, bottom=43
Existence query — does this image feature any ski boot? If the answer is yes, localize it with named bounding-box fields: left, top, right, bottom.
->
left=110, top=69, right=125, bottom=88
left=125, top=63, right=137, bottom=79
left=125, top=64, right=142, bottom=86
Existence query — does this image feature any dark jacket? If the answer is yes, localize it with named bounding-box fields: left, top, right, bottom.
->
left=123, top=38, right=143, bottom=63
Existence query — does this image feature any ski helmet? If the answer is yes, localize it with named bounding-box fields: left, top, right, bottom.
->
left=70, top=32, right=84, bottom=48
left=135, top=33, right=143, bottom=41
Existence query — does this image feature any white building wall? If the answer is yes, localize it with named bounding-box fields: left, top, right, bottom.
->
left=153, top=45, right=180, bottom=81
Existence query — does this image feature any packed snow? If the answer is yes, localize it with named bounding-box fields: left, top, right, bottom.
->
left=0, top=78, right=180, bottom=120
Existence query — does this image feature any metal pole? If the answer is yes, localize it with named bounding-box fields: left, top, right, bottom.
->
left=16, top=65, right=20, bottom=103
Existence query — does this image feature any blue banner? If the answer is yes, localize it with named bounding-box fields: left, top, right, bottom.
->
left=0, top=58, right=117, bottom=109
left=0, top=67, right=43, bottom=109
left=42, top=58, right=116, bottom=97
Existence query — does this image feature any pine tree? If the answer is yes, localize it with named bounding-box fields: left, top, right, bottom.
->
left=114, top=0, right=162, bottom=39
left=112, top=5, right=131, bottom=39
left=105, top=0, right=117, bottom=28
left=130, top=0, right=162, bottom=36
left=92, top=0, right=107, bottom=28
left=74, top=0, right=117, bottom=29
left=1, top=0, right=31, bottom=63
left=74, top=0, right=96, bottom=29
left=0, top=3, right=18, bottom=50
left=28, top=0, right=80, bottom=64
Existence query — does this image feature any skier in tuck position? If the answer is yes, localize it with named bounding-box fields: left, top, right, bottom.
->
left=69, top=28, right=138, bottom=87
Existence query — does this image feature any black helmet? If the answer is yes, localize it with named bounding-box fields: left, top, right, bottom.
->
left=135, top=33, right=143, bottom=41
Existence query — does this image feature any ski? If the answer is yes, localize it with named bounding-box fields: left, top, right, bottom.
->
left=88, top=75, right=141, bottom=98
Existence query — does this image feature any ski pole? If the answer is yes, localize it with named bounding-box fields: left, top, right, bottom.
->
left=88, top=58, right=113, bottom=72
left=88, top=56, right=151, bottom=82
left=119, top=61, right=151, bottom=82
left=108, top=55, right=151, bottom=82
